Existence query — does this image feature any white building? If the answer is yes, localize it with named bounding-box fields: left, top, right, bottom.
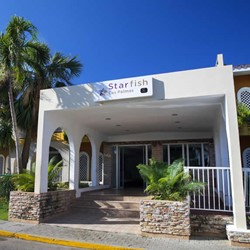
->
left=2, top=54, right=250, bottom=238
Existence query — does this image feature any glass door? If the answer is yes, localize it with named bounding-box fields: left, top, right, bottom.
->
left=116, top=145, right=151, bottom=189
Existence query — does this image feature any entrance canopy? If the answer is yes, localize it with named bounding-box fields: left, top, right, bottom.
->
left=50, top=96, right=223, bottom=139
left=34, top=61, right=248, bottom=231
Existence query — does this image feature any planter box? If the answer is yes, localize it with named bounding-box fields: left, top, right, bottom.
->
left=140, top=199, right=190, bottom=238
left=8, top=190, right=76, bottom=223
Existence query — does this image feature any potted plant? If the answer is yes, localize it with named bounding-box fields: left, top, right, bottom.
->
left=237, top=103, right=250, bottom=135
left=137, top=158, right=204, bottom=237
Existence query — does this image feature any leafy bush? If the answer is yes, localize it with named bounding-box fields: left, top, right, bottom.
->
left=56, top=182, right=69, bottom=189
left=13, top=157, right=63, bottom=192
left=0, top=197, right=9, bottom=220
left=137, top=158, right=205, bottom=201
left=0, top=174, right=15, bottom=200
left=79, top=182, right=89, bottom=189
left=237, top=103, right=250, bottom=127
left=47, top=158, right=63, bottom=191
left=12, top=170, right=35, bottom=192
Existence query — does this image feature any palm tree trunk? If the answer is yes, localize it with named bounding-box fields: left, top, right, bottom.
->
left=7, top=79, right=22, bottom=173
left=21, top=128, right=32, bottom=170
left=21, top=83, right=41, bottom=169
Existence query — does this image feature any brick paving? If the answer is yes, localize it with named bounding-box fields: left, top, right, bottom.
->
left=0, top=221, right=247, bottom=249
left=0, top=190, right=247, bottom=249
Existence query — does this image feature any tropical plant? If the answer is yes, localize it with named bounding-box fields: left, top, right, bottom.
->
left=12, top=169, right=35, bottom=192
left=13, top=157, right=64, bottom=192
left=16, top=48, right=82, bottom=170
left=47, top=157, right=64, bottom=191
left=0, top=16, right=38, bottom=173
left=0, top=16, right=83, bottom=171
left=237, top=103, right=250, bottom=127
left=0, top=174, right=15, bottom=200
left=0, top=197, right=9, bottom=220
left=137, top=158, right=205, bottom=201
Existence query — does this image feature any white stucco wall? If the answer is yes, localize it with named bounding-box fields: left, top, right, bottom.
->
left=35, top=64, right=247, bottom=230
left=39, top=66, right=234, bottom=111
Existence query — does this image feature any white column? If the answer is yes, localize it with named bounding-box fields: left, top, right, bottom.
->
left=35, top=113, right=54, bottom=194
left=225, top=97, right=247, bottom=230
left=91, top=138, right=101, bottom=187
left=69, top=143, right=80, bottom=190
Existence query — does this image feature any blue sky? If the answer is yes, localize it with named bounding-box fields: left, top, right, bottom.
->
left=1, top=0, right=250, bottom=84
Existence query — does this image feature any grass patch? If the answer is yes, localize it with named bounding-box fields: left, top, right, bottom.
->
left=0, top=198, right=9, bottom=220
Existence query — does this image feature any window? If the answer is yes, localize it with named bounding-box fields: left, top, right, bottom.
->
left=189, top=144, right=202, bottom=166
left=163, top=143, right=210, bottom=166
left=79, top=152, right=90, bottom=181
left=237, top=87, right=250, bottom=109
left=98, top=153, right=104, bottom=183
left=243, top=147, right=250, bottom=168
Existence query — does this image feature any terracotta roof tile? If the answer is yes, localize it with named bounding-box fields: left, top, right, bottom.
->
left=233, top=64, right=250, bottom=70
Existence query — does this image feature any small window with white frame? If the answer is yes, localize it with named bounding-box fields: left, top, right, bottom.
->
left=237, top=87, right=250, bottom=109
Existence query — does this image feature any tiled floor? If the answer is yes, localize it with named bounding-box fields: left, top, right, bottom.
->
left=45, top=188, right=148, bottom=234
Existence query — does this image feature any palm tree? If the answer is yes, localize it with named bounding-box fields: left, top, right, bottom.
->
left=0, top=16, right=38, bottom=173
left=137, top=158, right=205, bottom=201
left=0, top=84, right=14, bottom=151
left=16, top=48, right=82, bottom=169
left=0, top=16, right=83, bottom=171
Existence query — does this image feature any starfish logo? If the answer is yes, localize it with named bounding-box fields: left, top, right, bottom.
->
left=99, top=88, right=108, bottom=96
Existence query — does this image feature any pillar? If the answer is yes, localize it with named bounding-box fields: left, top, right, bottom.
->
left=152, top=141, right=163, bottom=162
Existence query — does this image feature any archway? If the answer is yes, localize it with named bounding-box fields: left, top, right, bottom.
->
left=48, top=127, right=70, bottom=190
left=79, top=135, right=92, bottom=188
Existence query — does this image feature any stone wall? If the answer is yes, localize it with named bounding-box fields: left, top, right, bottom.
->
left=191, top=213, right=233, bottom=237
left=227, top=225, right=250, bottom=247
left=9, top=190, right=76, bottom=223
left=140, top=200, right=190, bottom=237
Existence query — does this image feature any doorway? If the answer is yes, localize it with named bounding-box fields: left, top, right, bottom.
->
left=117, top=145, right=151, bottom=189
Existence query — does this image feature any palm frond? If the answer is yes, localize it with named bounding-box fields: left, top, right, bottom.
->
left=137, top=158, right=205, bottom=201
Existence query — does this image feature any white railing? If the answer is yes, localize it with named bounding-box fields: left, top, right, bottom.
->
left=185, top=166, right=232, bottom=212
left=243, top=168, right=250, bottom=212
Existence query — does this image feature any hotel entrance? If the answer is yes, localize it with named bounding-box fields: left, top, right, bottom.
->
left=117, top=145, right=151, bottom=189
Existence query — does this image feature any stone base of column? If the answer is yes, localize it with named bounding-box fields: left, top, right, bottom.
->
left=226, top=224, right=250, bottom=248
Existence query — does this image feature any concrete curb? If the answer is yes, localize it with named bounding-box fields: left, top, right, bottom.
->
left=0, top=230, right=143, bottom=250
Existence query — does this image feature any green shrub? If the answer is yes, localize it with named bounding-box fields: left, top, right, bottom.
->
left=79, top=182, right=89, bottom=189
left=237, top=103, right=250, bottom=127
left=0, top=174, right=15, bottom=200
left=12, top=170, right=35, bottom=192
left=0, top=197, right=9, bottom=220
left=13, top=157, right=63, bottom=192
left=56, top=181, right=69, bottom=189
left=47, top=158, right=63, bottom=191
left=137, top=158, right=205, bottom=201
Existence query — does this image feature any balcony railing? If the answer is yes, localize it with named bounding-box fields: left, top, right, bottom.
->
left=185, top=166, right=233, bottom=212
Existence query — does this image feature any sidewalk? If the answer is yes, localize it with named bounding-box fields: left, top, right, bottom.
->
left=0, top=220, right=246, bottom=250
